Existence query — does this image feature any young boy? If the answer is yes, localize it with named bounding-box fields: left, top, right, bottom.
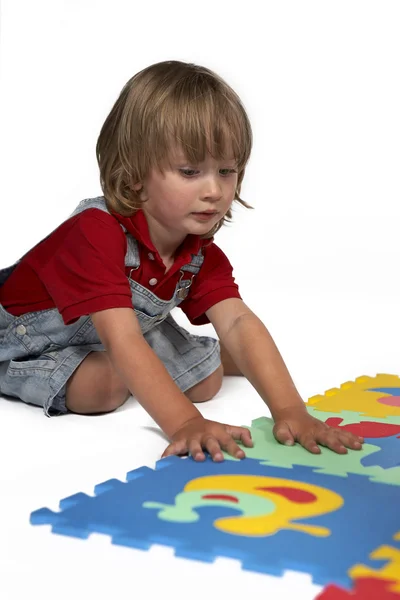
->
left=0, top=60, right=364, bottom=461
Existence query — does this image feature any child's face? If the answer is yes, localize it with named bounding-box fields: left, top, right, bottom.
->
left=134, top=148, right=238, bottom=243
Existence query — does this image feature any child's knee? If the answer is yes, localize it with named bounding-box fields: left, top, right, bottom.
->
left=185, top=364, right=223, bottom=403
left=66, top=386, right=130, bottom=415
left=65, top=351, right=131, bottom=414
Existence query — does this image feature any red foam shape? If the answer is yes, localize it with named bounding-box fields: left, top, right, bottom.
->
left=377, top=396, right=400, bottom=408
left=315, top=577, right=400, bottom=599
left=201, top=494, right=239, bottom=503
left=255, top=486, right=317, bottom=503
left=325, top=418, right=400, bottom=439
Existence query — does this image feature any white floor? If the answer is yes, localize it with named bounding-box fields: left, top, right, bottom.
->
left=1, top=293, right=399, bottom=600
left=1, top=0, right=399, bottom=595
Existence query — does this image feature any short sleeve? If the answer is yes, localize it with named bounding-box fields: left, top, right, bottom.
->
left=179, top=243, right=241, bottom=325
left=28, top=209, right=133, bottom=325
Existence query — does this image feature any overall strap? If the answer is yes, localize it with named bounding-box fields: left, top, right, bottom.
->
left=69, top=196, right=140, bottom=268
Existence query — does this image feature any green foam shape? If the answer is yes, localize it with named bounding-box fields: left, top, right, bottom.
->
left=252, top=409, right=400, bottom=429
left=226, top=416, right=400, bottom=486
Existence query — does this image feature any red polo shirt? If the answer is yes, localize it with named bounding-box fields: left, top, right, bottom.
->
left=0, top=207, right=241, bottom=326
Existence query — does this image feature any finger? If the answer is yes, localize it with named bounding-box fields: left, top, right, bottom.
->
left=315, top=426, right=365, bottom=454
left=299, top=433, right=321, bottom=454
left=226, top=426, right=253, bottom=447
left=337, top=430, right=363, bottom=450
left=273, top=422, right=295, bottom=447
left=239, top=428, right=254, bottom=448
left=188, top=438, right=206, bottom=462
left=316, top=428, right=347, bottom=454
left=218, top=434, right=245, bottom=459
left=203, top=436, right=224, bottom=462
left=161, top=439, right=188, bottom=458
left=329, top=426, right=364, bottom=446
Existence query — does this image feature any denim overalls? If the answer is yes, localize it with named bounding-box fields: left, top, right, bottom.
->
left=0, top=196, right=220, bottom=415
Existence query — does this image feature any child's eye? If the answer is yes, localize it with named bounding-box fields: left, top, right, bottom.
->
left=179, top=169, right=198, bottom=177
left=179, top=168, right=237, bottom=178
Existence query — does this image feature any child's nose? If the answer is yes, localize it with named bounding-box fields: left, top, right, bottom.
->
left=202, top=176, right=223, bottom=199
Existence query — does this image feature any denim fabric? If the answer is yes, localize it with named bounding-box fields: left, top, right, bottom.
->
left=0, top=197, right=220, bottom=415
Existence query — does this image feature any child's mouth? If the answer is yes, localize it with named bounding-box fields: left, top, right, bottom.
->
left=192, top=212, right=217, bottom=220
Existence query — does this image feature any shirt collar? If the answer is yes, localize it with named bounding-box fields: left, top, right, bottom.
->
left=111, top=208, right=208, bottom=261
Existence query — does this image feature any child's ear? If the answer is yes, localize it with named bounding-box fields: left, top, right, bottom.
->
left=132, top=182, right=148, bottom=201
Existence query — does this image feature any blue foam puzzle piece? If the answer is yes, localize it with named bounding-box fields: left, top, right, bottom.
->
left=30, top=456, right=400, bottom=588
left=362, top=434, right=400, bottom=469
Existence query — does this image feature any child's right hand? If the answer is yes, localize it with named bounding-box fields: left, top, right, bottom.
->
left=161, top=416, right=253, bottom=462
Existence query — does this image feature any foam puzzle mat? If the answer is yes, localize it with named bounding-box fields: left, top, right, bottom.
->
left=30, top=374, right=400, bottom=598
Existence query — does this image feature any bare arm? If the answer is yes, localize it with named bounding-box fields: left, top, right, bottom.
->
left=91, top=308, right=201, bottom=438
left=207, top=298, right=364, bottom=454
left=91, top=307, right=252, bottom=460
left=214, top=311, right=304, bottom=420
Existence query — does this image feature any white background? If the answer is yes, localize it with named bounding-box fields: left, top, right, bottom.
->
left=0, top=1, right=399, bottom=598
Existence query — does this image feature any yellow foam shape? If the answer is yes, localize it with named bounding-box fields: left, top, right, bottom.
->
left=185, top=474, right=343, bottom=537
left=349, top=532, right=400, bottom=593
left=306, top=374, right=400, bottom=418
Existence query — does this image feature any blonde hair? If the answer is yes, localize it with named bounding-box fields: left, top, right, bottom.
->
left=96, top=60, right=253, bottom=238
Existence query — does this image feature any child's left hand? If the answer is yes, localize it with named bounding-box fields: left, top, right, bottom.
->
left=272, top=406, right=364, bottom=454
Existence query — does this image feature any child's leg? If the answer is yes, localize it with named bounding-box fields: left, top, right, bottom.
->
left=66, top=350, right=224, bottom=414
left=65, top=351, right=131, bottom=414
left=184, top=363, right=223, bottom=403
